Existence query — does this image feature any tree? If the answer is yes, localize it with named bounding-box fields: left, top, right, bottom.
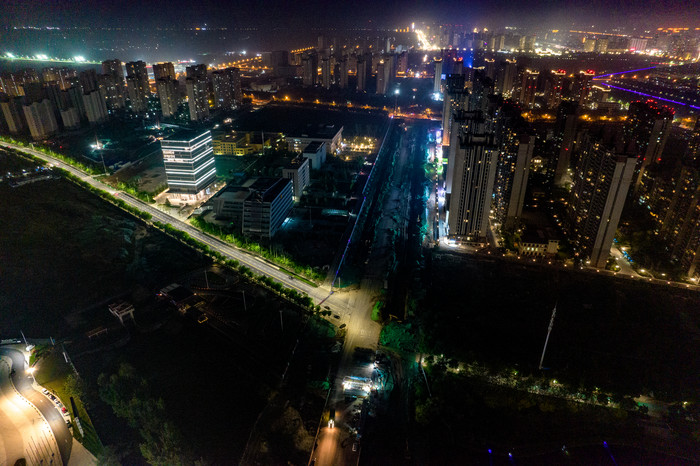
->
left=63, top=374, right=87, bottom=407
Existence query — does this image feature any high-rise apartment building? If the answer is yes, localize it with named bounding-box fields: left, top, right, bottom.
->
left=566, top=136, right=636, bottom=267
left=518, top=69, right=539, bottom=109
left=156, top=78, right=180, bottom=118
left=97, top=73, right=125, bottom=110
left=441, top=74, right=468, bottom=146
left=338, top=56, right=349, bottom=89
left=102, top=59, right=125, bottom=87
left=82, top=89, right=109, bottom=124
left=79, top=69, right=99, bottom=94
left=23, top=99, right=59, bottom=140
left=0, top=95, right=26, bottom=133
left=446, top=112, right=499, bottom=242
left=356, top=55, right=368, bottom=92
left=553, top=101, right=579, bottom=186
left=376, top=59, right=392, bottom=95
left=153, top=62, right=176, bottom=81
left=321, top=56, right=331, bottom=89
left=125, top=60, right=150, bottom=113
left=211, top=67, right=241, bottom=109
left=185, top=64, right=209, bottom=122
left=161, top=129, right=216, bottom=197
left=624, top=100, right=674, bottom=170
left=433, top=58, right=443, bottom=94
left=545, top=69, right=565, bottom=109
left=496, top=59, right=517, bottom=97
left=493, top=125, right=534, bottom=229
left=302, top=53, right=317, bottom=87
left=573, top=70, right=595, bottom=107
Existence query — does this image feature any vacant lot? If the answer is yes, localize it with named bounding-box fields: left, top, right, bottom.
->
left=0, top=152, right=202, bottom=338
left=422, top=251, right=700, bottom=401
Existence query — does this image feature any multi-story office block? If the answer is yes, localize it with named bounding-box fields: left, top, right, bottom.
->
left=213, top=177, right=293, bottom=239
left=161, top=130, right=216, bottom=197
left=282, top=158, right=310, bottom=200
left=566, top=137, right=636, bottom=267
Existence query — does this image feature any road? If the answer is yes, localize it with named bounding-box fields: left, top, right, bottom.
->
left=0, top=346, right=69, bottom=465
left=310, top=123, right=422, bottom=466
left=0, top=141, right=359, bottom=315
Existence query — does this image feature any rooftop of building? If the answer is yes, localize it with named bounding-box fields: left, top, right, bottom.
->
left=231, top=106, right=343, bottom=139
left=521, top=227, right=560, bottom=244
left=248, top=177, right=291, bottom=202
left=303, top=140, right=325, bottom=153
left=215, top=177, right=291, bottom=203
left=165, top=128, right=210, bottom=143
left=283, top=157, right=309, bottom=170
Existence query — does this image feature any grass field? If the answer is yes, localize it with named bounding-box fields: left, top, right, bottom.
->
left=0, top=154, right=203, bottom=338
left=423, top=251, right=700, bottom=401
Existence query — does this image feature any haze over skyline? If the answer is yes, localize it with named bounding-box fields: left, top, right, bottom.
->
left=2, top=0, right=699, bottom=31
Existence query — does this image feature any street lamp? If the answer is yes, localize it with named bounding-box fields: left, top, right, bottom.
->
left=394, top=88, right=400, bottom=115
left=26, top=367, right=36, bottom=384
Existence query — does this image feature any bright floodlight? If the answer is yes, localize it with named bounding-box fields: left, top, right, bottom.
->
left=74, top=56, right=86, bottom=62
left=394, top=89, right=400, bottom=95
left=26, top=367, right=35, bottom=374
left=6, top=52, right=15, bottom=58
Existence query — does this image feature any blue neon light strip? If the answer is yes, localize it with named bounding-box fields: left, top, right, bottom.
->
left=598, top=82, right=700, bottom=110
left=593, top=66, right=658, bottom=79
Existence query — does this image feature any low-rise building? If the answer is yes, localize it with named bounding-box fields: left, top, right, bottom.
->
left=285, top=124, right=342, bottom=154
left=518, top=228, right=560, bottom=257
left=212, top=132, right=277, bottom=156
left=282, top=157, right=310, bottom=200
left=302, top=140, right=327, bottom=169
left=212, top=177, right=293, bottom=239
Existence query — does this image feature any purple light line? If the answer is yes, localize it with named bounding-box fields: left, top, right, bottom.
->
left=599, top=82, right=700, bottom=110
left=593, top=66, right=657, bottom=79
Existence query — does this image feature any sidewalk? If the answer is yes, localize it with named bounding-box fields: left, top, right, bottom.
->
left=68, top=438, right=98, bottom=465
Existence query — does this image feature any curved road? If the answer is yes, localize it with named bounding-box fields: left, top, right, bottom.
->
left=0, top=346, right=71, bottom=465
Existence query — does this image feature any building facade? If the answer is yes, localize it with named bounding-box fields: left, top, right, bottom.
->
left=161, top=130, right=217, bottom=197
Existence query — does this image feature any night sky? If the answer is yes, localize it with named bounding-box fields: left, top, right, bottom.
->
left=1, top=0, right=699, bottom=30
